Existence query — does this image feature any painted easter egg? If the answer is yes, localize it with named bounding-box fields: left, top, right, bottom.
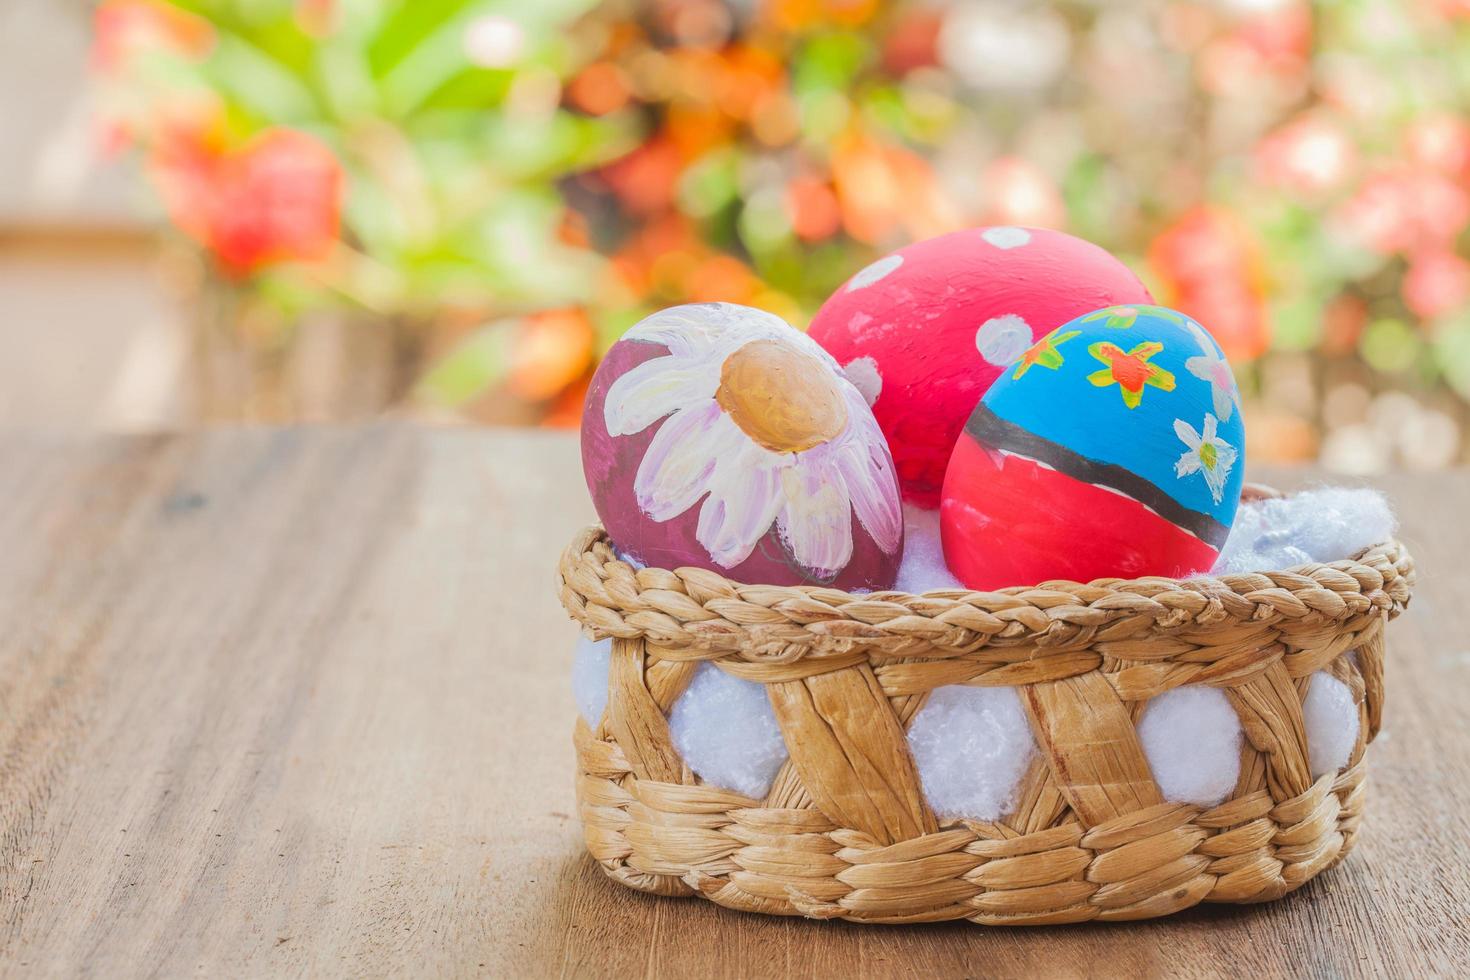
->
left=581, top=302, right=903, bottom=589
left=940, top=304, right=1245, bottom=589
left=808, top=227, right=1154, bottom=508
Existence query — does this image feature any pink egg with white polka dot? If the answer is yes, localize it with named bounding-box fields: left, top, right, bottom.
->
left=808, top=227, right=1154, bottom=508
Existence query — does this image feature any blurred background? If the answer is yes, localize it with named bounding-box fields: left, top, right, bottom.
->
left=2, top=0, right=1469, bottom=471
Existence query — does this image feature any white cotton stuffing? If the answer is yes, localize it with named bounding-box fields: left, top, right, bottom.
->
left=1213, top=487, right=1396, bottom=574
left=893, top=505, right=964, bottom=593
left=1303, top=671, right=1360, bottom=778
left=906, top=685, right=1035, bottom=822
left=1136, top=686, right=1242, bottom=807
left=572, top=635, right=612, bottom=726
left=669, top=662, right=789, bottom=799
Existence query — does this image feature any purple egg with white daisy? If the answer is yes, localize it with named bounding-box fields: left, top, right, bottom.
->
left=580, top=303, right=903, bottom=589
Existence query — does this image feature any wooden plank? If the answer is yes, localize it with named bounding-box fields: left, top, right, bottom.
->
left=0, top=430, right=1464, bottom=977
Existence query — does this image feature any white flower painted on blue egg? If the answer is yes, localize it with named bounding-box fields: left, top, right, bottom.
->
left=1174, top=413, right=1238, bottom=504
left=1183, top=321, right=1240, bottom=422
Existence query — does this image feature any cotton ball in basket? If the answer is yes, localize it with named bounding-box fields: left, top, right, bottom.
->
left=581, top=303, right=903, bottom=590
left=906, top=685, right=1035, bottom=822
left=893, top=504, right=964, bottom=594
left=809, top=227, right=1154, bottom=507
left=1303, top=671, right=1360, bottom=779
left=669, top=663, right=789, bottom=800
left=1136, top=686, right=1242, bottom=807
left=941, top=304, right=1245, bottom=589
left=572, top=635, right=612, bottom=727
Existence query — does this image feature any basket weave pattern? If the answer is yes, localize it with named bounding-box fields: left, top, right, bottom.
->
left=557, top=493, right=1415, bottom=925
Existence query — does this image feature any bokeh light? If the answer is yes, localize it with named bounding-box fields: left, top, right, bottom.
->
left=86, top=0, right=1470, bottom=467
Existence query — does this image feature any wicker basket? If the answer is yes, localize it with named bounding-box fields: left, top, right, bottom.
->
left=557, top=487, right=1415, bottom=925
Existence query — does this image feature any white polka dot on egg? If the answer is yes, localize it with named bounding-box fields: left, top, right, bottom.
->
left=842, top=356, right=883, bottom=407
left=846, top=253, right=904, bottom=291
left=980, top=226, right=1031, bottom=249
left=975, top=314, right=1033, bottom=366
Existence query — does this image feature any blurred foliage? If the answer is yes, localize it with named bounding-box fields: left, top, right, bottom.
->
left=94, top=0, right=1470, bottom=467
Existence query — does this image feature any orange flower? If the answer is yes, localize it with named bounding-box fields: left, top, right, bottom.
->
left=717, top=45, right=785, bottom=120
left=610, top=213, right=703, bottom=298
left=1149, top=207, right=1271, bottom=362
left=686, top=255, right=758, bottom=304
left=567, top=62, right=631, bottom=116
left=762, top=0, right=881, bottom=31
left=832, top=134, right=961, bottom=244
left=785, top=175, right=841, bottom=242
left=510, top=309, right=595, bottom=401
left=598, top=137, right=683, bottom=215
left=543, top=373, right=592, bottom=428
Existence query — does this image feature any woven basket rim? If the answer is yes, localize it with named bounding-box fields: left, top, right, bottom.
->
left=557, top=485, right=1415, bottom=665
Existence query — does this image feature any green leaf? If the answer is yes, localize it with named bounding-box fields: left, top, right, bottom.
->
left=1432, top=316, right=1470, bottom=400
left=205, top=30, right=322, bottom=123
left=1360, top=318, right=1422, bottom=374
left=416, top=317, right=519, bottom=406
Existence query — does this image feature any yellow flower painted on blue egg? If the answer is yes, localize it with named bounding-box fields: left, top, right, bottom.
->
left=1086, top=341, right=1177, bottom=408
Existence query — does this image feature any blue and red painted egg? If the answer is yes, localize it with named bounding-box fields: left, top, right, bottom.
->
left=580, top=302, right=904, bottom=590
left=808, top=227, right=1155, bottom=508
left=940, top=304, right=1245, bottom=589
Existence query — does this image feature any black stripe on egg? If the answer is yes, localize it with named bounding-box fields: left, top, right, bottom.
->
left=964, top=404, right=1230, bottom=549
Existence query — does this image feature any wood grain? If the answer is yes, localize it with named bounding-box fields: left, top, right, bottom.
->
left=0, top=427, right=1466, bottom=977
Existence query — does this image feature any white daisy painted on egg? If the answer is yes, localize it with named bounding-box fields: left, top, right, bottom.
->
left=1174, top=413, right=1238, bottom=504
left=1183, top=324, right=1240, bottom=422
left=602, top=304, right=902, bottom=577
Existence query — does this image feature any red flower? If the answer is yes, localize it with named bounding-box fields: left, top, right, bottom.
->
left=1405, top=113, right=1470, bottom=181
left=1254, top=115, right=1355, bottom=195
left=1404, top=250, right=1470, bottom=320
left=1333, top=166, right=1470, bottom=255
left=598, top=137, right=682, bottom=215
left=150, top=128, right=343, bottom=277
left=1148, top=207, right=1271, bottom=362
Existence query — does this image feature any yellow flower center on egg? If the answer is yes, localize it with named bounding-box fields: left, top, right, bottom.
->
left=1200, top=442, right=1217, bottom=470
left=715, top=339, right=848, bottom=454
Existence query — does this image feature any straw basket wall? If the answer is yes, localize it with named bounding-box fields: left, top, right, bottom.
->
left=556, top=488, right=1415, bottom=925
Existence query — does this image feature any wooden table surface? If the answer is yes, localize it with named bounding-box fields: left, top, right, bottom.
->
left=0, top=426, right=1466, bottom=978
